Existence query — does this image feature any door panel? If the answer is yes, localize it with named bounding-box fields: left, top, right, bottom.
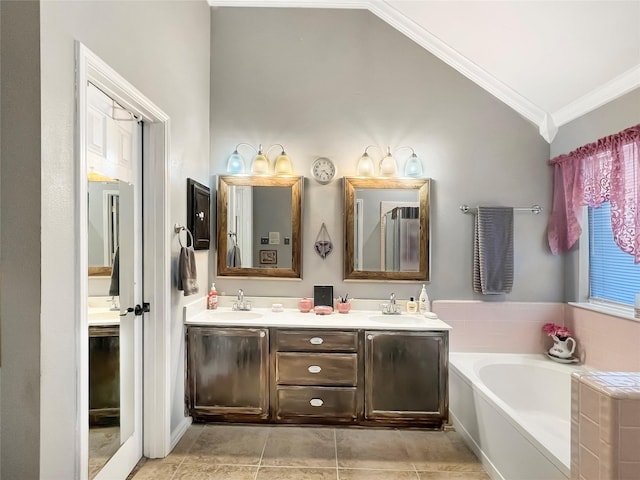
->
left=87, top=82, right=143, bottom=480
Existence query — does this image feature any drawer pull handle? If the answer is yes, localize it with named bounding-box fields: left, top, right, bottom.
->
left=367, top=334, right=373, bottom=340
left=309, top=337, right=324, bottom=345
left=309, top=398, right=324, bottom=407
left=259, top=331, right=266, bottom=338
left=307, top=365, right=322, bottom=374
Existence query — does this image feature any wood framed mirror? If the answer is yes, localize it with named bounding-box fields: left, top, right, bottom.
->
left=217, top=175, right=303, bottom=278
left=344, top=177, right=430, bottom=281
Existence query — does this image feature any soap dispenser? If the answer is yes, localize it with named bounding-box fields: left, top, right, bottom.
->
left=419, top=284, right=430, bottom=313
left=207, top=283, right=218, bottom=310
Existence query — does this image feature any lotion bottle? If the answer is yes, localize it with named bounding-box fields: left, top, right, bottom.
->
left=419, top=284, right=430, bottom=313
left=207, top=283, right=218, bottom=310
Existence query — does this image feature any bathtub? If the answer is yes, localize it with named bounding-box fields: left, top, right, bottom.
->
left=449, top=353, right=586, bottom=480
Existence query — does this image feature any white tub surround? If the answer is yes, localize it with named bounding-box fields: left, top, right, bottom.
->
left=449, top=353, right=586, bottom=480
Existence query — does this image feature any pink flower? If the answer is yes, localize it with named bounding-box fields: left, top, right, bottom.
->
left=542, top=322, right=572, bottom=338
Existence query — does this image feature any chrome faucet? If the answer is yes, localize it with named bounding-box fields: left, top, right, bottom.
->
left=381, top=293, right=401, bottom=315
left=232, top=289, right=252, bottom=311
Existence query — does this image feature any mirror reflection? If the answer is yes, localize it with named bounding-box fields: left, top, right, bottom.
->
left=217, top=175, right=303, bottom=278
left=344, top=177, right=430, bottom=281
left=88, top=172, right=122, bottom=478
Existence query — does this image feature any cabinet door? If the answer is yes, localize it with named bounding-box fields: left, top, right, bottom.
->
left=364, top=331, right=448, bottom=425
left=187, top=327, right=269, bottom=421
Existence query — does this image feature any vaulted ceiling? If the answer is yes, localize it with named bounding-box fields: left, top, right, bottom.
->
left=208, top=0, right=640, bottom=142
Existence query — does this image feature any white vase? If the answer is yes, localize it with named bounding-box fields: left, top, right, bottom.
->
left=548, top=335, right=576, bottom=359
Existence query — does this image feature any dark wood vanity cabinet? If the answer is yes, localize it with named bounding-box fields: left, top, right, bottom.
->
left=364, top=330, right=448, bottom=427
left=186, top=326, right=447, bottom=428
left=186, top=326, right=269, bottom=422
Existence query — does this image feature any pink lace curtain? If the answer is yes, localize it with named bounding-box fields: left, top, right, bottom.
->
left=547, top=124, right=640, bottom=263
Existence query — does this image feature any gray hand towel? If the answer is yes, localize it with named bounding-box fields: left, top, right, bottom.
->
left=227, top=244, right=242, bottom=267
left=473, top=206, right=514, bottom=294
left=109, top=247, right=119, bottom=297
left=178, top=246, right=198, bottom=296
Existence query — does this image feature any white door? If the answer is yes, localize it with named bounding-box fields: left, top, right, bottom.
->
left=87, top=83, right=143, bottom=480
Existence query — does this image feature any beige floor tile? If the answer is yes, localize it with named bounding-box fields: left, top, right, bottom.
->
left=339, top=468, right=420, bottom=479
left=186, top=424, right=269, bottom=465
left=336, top=428, right=414, bottom=470
left=128, top=459, right=180, bottom=480
left=400, top=430, right=483, bottom=472
left=173, top=463, right=257, bottom=480
left=261, top=426, right=336, bottom=468
left=257, top=466, right=338, bottom=479
left=417, top=471, right=491, bottom=479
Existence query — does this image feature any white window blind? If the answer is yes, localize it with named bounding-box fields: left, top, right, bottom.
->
left=588, top=202, right=640, bottom=306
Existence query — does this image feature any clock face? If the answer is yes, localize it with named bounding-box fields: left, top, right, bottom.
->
left=311, top=157, right=336, bottom=184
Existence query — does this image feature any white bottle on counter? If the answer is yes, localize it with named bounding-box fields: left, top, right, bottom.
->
left=419, top=284, right=430, bottom=313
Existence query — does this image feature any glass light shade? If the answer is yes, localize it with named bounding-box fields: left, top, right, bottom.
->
left=251, top=152, right=270, bottom=175
left=404, top=153, right=423, bottom=177
left=356, top=152, right=375, bottom=176
left=274, top=152, right=293, bottom=175
left=226, top=150, right=246, bottom=174
left=379, top=149, right=398, bottom=177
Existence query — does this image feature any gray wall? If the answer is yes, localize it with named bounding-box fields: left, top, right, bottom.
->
left=0, top=2, right=41, bottom=478
left=0, top=0, right=210, bottom=476
left=210, top=7, right=559, bottom=303
left=550, top=88, right=640, bottom=302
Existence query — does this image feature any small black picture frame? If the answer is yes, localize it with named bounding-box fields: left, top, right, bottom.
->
left=187, top=178, right=210, bottom=250
left=313, top=285, right=334, bottom=308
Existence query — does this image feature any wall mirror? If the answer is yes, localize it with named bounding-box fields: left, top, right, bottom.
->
left=344, top=177, right=430, bottom=281
left=217, top=175, right=303, bottom=278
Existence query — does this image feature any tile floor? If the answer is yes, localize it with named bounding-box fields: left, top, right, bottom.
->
left=128, top=424, right=490, bottom=480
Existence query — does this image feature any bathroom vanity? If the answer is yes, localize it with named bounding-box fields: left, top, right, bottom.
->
left=185, top=305, right=450, bottom=429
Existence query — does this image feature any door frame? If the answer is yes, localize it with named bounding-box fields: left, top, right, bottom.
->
left=76, top=42, right=172, bottom=477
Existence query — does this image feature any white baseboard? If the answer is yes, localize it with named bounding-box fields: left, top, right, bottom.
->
left=170, top=416, right=193, bottom=451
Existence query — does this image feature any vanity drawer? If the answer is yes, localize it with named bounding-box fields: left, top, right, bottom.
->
left=275, top=330, right=358, bottom=352
left=276, top=386, right=357, bottom=420
left=276, top=352, right=357, bottom=386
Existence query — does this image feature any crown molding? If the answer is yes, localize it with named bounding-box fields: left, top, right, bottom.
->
left=552, top=65, right=640, bottom=128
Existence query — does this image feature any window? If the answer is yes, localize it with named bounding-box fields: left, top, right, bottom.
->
left=588, top=202, right=640, bottom=306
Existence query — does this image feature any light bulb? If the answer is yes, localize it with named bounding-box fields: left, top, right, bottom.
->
left=226, top=150, right=245, bottom=174
left=404, top=153, right=423, bottom=177
left=379, top=147, right=398, bottom=177
left=274, top=151, right=293, bottom=175
left=251, top=145, right=270, bottom=175
left=356, top=152, right=375, bottom=176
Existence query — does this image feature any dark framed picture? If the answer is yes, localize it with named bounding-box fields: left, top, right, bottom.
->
left=187, top=178, right=210, bottom=250
left=259, top=249, right=277, bottom=265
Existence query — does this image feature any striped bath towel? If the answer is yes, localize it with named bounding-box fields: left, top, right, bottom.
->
left=473, top=206, right=514, bottom=294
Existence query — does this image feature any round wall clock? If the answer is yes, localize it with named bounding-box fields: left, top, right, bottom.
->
left=311, top=157, right=336, bottom=185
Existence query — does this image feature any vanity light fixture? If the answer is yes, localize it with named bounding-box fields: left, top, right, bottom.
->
left=357, top=145, right=423, bottom=178
left=226, top=143, right=293, bottom=176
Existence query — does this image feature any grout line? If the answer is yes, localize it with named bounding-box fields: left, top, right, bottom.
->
left=334, top=428, right=339, bottom=480
left=253, top=426, right=271, bottom=480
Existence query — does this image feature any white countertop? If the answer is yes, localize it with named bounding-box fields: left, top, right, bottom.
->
left=184, top=299, right=451, bottom=331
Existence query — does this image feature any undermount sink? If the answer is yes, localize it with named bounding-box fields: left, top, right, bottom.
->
left=212, top=311, right=264, bottom=321
left=368, top=315, right=426, bottom=325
